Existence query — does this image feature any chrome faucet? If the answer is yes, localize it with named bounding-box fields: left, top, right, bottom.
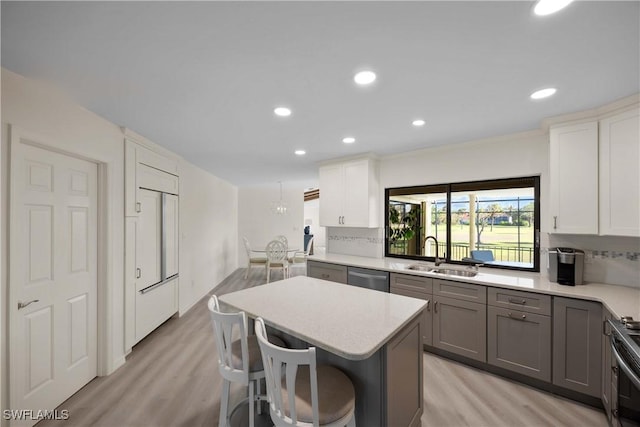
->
left=423, top=235, right=443, bottom=266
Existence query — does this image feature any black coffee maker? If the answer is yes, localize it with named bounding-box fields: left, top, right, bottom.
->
left=548, top=247, right=585, bottom=286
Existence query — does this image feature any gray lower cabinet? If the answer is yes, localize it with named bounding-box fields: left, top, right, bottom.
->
left=487, top=287, right=551, bottom=381
left=487, top=306, right=551, bottom=381
left=386, top=314, right=423, bottom=427
left=390, top=273, right=433, bottom=345
left=553, top=297, right=602, bottom=397
left=306, top=260, right=347, bottom=284
left=602, top=309, right=613, bottom=422
left=433, top=295, right=487, bottom=362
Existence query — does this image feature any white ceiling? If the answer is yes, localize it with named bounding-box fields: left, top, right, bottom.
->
left=2, top=1, right=638, bottom=187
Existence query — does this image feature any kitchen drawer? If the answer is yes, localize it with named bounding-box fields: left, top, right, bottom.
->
left=390, top=273, right=433, bottom=294
left=307, top=260, right=347, bottom=284
left=433, top=279, right=486, bottom=303
left=488, top=287, right=551, bottom=316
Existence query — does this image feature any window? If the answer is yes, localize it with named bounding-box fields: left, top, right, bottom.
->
left=385, top=177, right=540, bottom=272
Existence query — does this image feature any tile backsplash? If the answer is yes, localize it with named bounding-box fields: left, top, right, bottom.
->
left=545, top=233, right=640, bottom=288
left=327, top=227, right=384, bottom=258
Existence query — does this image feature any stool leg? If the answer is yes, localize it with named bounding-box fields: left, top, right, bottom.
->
left=219, top=379, right=230, bottom=427
left=248, top=380, right=255, bottom=427
left=256, top=379, right=262, bottom=415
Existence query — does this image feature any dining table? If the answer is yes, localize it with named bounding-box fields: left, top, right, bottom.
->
left=219, top=275, right=426, bottom=427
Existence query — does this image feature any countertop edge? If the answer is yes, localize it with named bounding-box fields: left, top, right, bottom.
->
left=308, top=254, right=640, bottom=319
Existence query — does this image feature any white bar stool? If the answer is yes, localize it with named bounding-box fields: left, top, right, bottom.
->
left=254, top=317, right=356, bottom=427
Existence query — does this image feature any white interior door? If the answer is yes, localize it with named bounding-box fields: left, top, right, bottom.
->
left=9, top=139, right=97, bottom=426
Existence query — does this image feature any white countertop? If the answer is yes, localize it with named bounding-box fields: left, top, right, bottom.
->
left=309, top=253, right=640, bottom=319
left=219, top=275, right=426, bottom=361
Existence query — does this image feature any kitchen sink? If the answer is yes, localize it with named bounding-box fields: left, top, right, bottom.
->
left=432, top=268, right=478, bottom=277
left=406, top=264, right=478, bottom=277
left=406, top=264, right=433, bottom=271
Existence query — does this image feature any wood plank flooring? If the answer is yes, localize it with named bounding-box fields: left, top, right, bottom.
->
left=38, top=266, right=607, bottom=427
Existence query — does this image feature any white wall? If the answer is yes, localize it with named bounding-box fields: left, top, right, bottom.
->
left=0, top=69, right=240, bottom=419
left=1, top=69, right=126, bottom=417
left=179, top=162, right=238, bottom=313
left=238, top=183, right=305, bottom=268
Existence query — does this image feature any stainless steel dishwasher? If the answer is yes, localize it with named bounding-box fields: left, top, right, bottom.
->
left=347, top=267, right=390, bottom=292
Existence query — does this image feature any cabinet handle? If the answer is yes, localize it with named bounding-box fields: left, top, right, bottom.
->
left=612, top=366, right=618, bottom=376
left=612, top=409, right=618, bottom=419
left=136, top=268, right=141, bottom=279
left=321, top=273, right=330, bottom=279
left=603, top=320, right=611, bottom=336
left=426, top=299, right=431, bottom=312
left=508, top=298, right=526, bottom=305
left=553, top=216, right=557, bottom=230
left=434, top=301, right=438, bottom=313
left=508, top=312, right=526, bottom=320
left=18, top=299, right=40, bottom=310
left=136, top=202, right=142, bottom=213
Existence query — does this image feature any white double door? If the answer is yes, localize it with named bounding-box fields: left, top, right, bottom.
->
left=9, top=140, right=97, bottom=426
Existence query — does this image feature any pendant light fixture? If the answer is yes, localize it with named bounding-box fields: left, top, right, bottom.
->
left=271, top=181, right=288, bottom=215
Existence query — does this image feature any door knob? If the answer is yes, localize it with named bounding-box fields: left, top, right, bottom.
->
left=18, top=299, right=39, bottom=310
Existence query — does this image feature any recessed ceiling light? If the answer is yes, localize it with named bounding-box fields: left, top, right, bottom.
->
left=342, top=137, right=356, bottom=144
left=354, top=71, right=376, bottom=86
left=534, top=0, right=573, bottom=16
left=412, top=119, right=426, bottom=127
left=294, top=150, right=306, bottom=156
left=530, top=88, right=557, bottom=100
left=274, top=107, right=292, bottom=117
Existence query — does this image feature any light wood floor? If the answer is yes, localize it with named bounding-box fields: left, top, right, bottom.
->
left=38, top=266, right=607, bottom=427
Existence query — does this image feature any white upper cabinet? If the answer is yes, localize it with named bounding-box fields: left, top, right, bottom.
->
left=599, top=108, right=640, bottom=236
left=549, top=105, right=639, bottom=236
left=549, top=121, right=599, bottom=234
left=319, top=158, right=379, bottom=227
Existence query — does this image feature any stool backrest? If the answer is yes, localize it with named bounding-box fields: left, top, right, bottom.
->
left=207, top=295, right=249, bottom=385
left=255, top=317, right=319, bottom=426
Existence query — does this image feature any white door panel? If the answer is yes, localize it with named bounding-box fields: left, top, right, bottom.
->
left=10, top=138, right=97, bottom=426
left=137, top=189, right=162, bottom=291
left=163, top=193, right=179, bottom=278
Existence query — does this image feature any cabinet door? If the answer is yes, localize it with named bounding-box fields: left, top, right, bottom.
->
left=487, top=306, right=551, bottom=381
left=306, top=260, right=347, bottom=284
left=390, top=284, right=432, bottom=346
left=342, top=160, right=371, bottom=227
left=549, top=122, right=599, bottom=234
left=553, top=297, right=602, bottom=397
left=599, top=108, right=640, bottom=236
left=319, top=164, right=343, bottom=227
left=391, top=273, right=433, bottom=345
left=163, top=193, right=179, bottom=278
left=433, top=295, right=486, bottom=362
left=137, top=189, right=162, bottom=291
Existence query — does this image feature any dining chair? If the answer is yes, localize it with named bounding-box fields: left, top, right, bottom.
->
left=243, top=236, right=267, bottom=279
left=289, top=236, right=314, bottom=272
left=275, top=235, right=289, bottom=249
left=266, top=239, right=289, bottom=283
left=254, top=317, right=356, bottom=427
left=470, top=249, right=495, bottom=263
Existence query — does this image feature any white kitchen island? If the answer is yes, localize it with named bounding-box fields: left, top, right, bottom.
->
left=219, top=275, right=427, bottom=427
